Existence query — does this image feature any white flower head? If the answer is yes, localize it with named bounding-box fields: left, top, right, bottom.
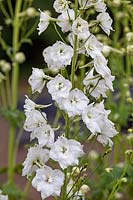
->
left=24, top=95, right=52, bottom=116
left=57, top=9, right=75, bottom=32
left=59, top=88, right=89, bottom=117
left=28, top=67, right=46, bottom=93
left=83, top=68, right=114, bottom=98
left=37, top=9, right=51, bottom=35
left=53, top=0, right=69, bottom=13
left=97, top=12, right=113, bottom=36
left=85, top=35, right=103, bottom=58
left=94, top=53, right=111, bottom=77
left=47, top=74, right=72, bottom=101
left=50, top=136, right=84, bottom=169
left=78, top=0, right=106, bottom=13
left=22, top=146, right=49, bottom=177
left=32, top=166, right=65, bottom=199
left=43, top=41, right=73, bottom=71
left=30, top=124, right=55, bottom=148
left=72, top=17, right=90, bottom=39
left=24, top=110, right=47, bottom=132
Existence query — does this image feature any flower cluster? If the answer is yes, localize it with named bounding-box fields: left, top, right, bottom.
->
left=22, top=0, right=117, bottom=199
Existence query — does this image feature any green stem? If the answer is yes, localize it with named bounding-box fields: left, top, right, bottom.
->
left=7, top=0, right=14, bottom=18
left=8, top=0, right=22, bottom=182
left=0, top=2, right=10, bottom=18
left=5, top=72, right=11, bottom=106
left=70, top=0, right=79, bottom=87
left=107, top=158, right=129, bottom=200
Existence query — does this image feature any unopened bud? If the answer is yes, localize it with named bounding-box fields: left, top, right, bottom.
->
left=121, top=177, right=127, bottom=183
left=88, top=150, right=99, bottom=160
left=128, top=129, right=133, bottom=134
left=126, top=32, right=133, bottom=42
left=125, top=149, right=133, bottom=155
left=80, top=184, right=90, bottom=194
left=115, top=192, right=123, bottom=199
left=127, top=45, right=133, bottom=55
left=102, top=45, right=111, bottom=57
left=126, top=97, right=132, bottom=104
left=113, top=0, right=121, bottom=7
left=15, top=52, right=26, bottom=63
left=105, top=167, right=113, bottom=173
left=0, top=60, right=11, bottom=72
left=26, top=7, right=37, bottom=17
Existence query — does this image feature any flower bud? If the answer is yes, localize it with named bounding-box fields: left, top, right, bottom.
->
left=80, top=184, right=90, bottom=194
left=128, top=129, right=133, bottom=134
left=26, top=7, right=37, bottom=17
left=115, top=192, right=123, bottom=199
left=127, top=45, right=133, bottom=55
left=113, top=0, right=121, bottom=7
left=0, top=60, right=11, bottom=72
left=88, top=150, right=99, bottom=160
left=105, top=167, right=113, bottom=173
left=121, top=177, right=127, bottom=183
left=126, top=32, right=133, bottom=42
left=15, top=52, right=26, bottom=63
left=126, top=97, right=133, bottom=104
left=102, top=45, right=111, bottom=57
left=125, top=149, right=133, bottom=156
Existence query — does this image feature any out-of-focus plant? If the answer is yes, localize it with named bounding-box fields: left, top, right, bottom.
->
left=0, top=0, right=38, bottom=199
left=100, top=0, right=133, bottom=130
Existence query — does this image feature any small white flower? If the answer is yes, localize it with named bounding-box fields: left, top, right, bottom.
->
left=82, top=103, right=102, bottom=133
left=32, top=166, right=65, bottom=199
left=30, top=124, right=55, bottom=148
left=37, top=9, right=51, bottom=35
left=50, top=136, right=84, bottom=169
left=97, top=12, right=113, bottom=36
left=53, top=0, right=69, bottom=13
left=24, top=110, right=47, bottom=132
left=85, top=35, right=103, bottom=58
left=82, top=101, right=117, bottom=146
left=28, top=67, right=46, bottom=93
left=57, top=9, right=75, bottom=32
left=47, top=74, right=72, bottom=101
left=59, top=88, right=89, bottom=117
left=93, top=53, right=111, bottom=77
left=72, top=17, right=90, bottom=39
left=43, top=41, right=73, bottom=71
left=22, top=146, right=49, bottom=177
left=83, top=68, right=114, bottom=98
left=78, top=0, right=106, bottom=12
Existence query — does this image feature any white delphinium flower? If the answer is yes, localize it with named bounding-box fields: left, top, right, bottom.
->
left=72, top=17, right=90, bottom=39
left=37, top=9, right=51, bottom=35
left=47, top=74, right=72, bottom=101
left=24, top=110, right=47, bottom=132
left=97, top=12, right=113, bottom=36
left=24, top=95, right=51, bottom=115
left=53, top=0, right=69, bottom=13
left=82, top=103, right=102, bottom=133
left=22, top=146, right=49, bottom=177
left=78, top=0, right=106, bottom=13
left=83, top=68, right=114, bottom=98
left=59, top=88, right=89, bottom=117
left=97, top=118, right=117, bottom=147
left=0, top=190, right=8, bottom=200
left=30, top=124, right=55, bottom=148
left=85, top=35, right=103, bottom=58
left=28, top=67, right=46, bottom=93
left=93, top=52, right=111, bottom=77
left=57, top=9, right=75, bottom=32
left=82, top=101, right=117, bottom=146
left=50, top=136, right=84, bottom=169
left=32, top=166, right=65, bottom=199
left=43, top=41, right=73, bottom=71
